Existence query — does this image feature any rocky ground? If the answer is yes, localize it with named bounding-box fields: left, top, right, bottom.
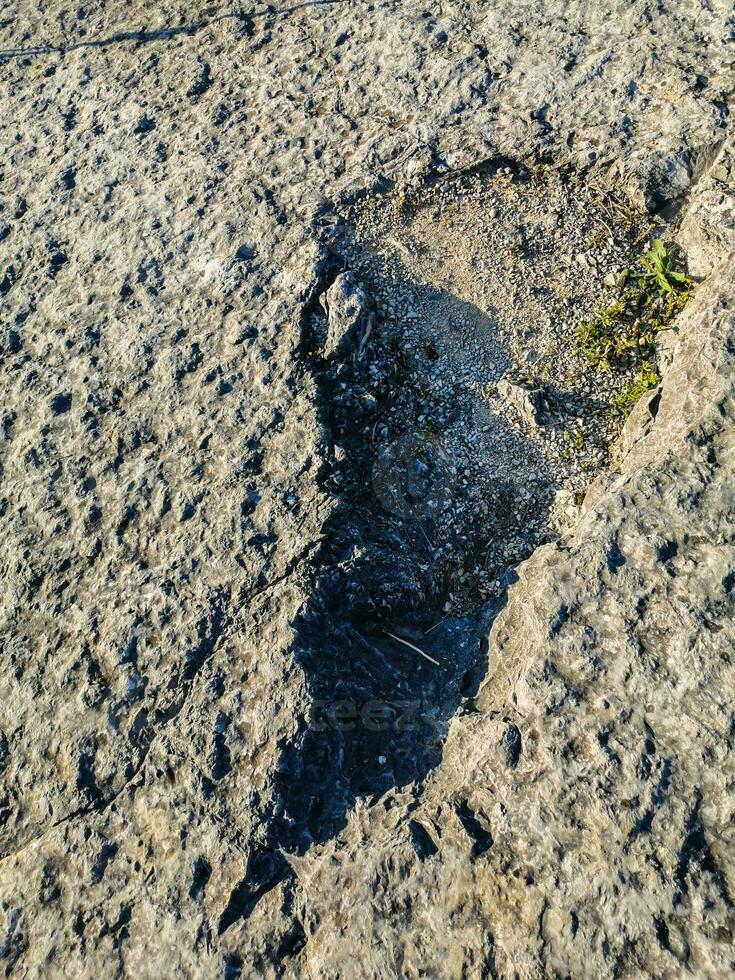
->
left=0, top=1, right=734, bottom=978
left=332, top=165, right=650, bottom=611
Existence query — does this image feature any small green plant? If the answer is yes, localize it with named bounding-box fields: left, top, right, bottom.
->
left=573, top=239, right=691, bottom=428
left=638, top=239, right=691, bottom=299
left=612, top=362, right=661, bottom=415
left=575, top=239, right=691, bottom=372
left=575, top=297, right=632, bottom=369
left=393, top=187, right=419, bottom=220
left=561, top=428, right=585, bottom=460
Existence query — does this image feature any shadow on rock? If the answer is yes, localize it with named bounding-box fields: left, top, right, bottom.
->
left=212, top=237, right=552, bottom=943
left=262, top=250, right=549, bottom=856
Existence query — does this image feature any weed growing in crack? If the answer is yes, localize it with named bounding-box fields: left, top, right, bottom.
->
left=574, top=239, right=691, bottom=425
left=575, top=239, right=691, bottom=372
left=638, top=238, right=692, bottom=299
left=612, top=362, right=661, bottom=416
left=575, top=297, right=631, bottom=369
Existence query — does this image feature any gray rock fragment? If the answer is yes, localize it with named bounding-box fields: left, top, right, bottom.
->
left=320, top=271, right=375, bottom=362
left=498, top=376, right=552, bottom=428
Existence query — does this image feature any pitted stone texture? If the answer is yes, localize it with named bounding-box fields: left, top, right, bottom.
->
left=0, top=0, right=734, bottom=977
left=679, top=134, right=735, bottom=277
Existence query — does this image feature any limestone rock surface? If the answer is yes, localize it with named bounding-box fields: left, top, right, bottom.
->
left=0, top=2, right=734, bottom=977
